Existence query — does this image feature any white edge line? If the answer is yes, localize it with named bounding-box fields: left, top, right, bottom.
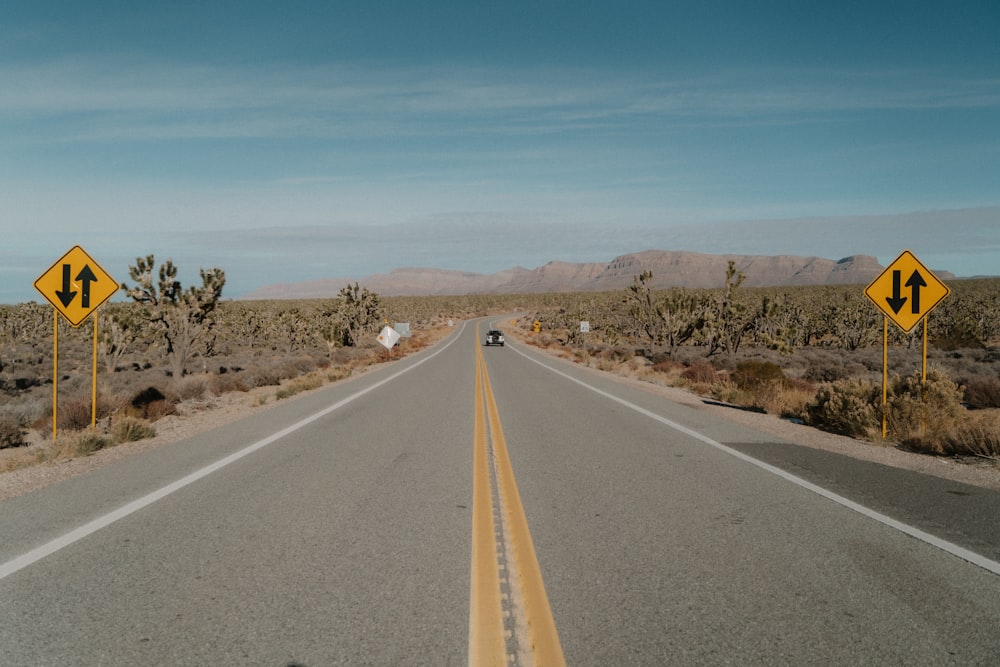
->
left=509, top=343, right=1000, bottom=577
left=0, top=322, right=468, bottom=581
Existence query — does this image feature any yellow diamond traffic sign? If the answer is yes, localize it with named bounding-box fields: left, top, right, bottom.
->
left=34, top=245, right=119, bottom=327
left=864, top=249, right=950, bottom=333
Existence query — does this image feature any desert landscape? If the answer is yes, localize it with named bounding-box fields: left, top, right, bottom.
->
left=2, top=251, right=998, bottom=499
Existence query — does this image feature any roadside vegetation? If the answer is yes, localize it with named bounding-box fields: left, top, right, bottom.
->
left=511, top=265, right=1000, bottom=463
left=2, top=256, right=998, bottom=474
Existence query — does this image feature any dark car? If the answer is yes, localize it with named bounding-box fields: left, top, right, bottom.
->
left=485, top=330, right=505, bottom=346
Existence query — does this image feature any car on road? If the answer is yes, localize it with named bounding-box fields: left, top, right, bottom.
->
left=485, top=330, right=505, bottom=346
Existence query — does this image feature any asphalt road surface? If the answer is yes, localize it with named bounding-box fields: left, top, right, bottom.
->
left=3, top=318, right=1000, bottom=666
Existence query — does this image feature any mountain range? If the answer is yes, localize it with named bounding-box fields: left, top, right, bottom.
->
left=240, top=250, right=956, bottom=299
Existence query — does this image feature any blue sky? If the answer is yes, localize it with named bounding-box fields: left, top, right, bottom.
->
left=2, top=1, right=998, bottom=303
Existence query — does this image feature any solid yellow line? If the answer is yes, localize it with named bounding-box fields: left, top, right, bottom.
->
left=480, top=347, right=566, bottom=667
left=469, top=331, right=506, bottom=666
left=470, top=323, right=565, bottom=666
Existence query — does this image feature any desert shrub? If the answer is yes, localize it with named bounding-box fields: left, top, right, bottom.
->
left=961, top=374, right=1000, bottom=409
left=73, top=430, right=111, bottom=456
left=747, top=380, right=788, bottom=415
left=284, top=355, right=322, bottom=377
left=131, top=386, right=166, bottom=410
left=129, top=386, right=177, bottom=421
left=57, top=393, right=120, bottom=431
left=594, top=357, right=618, bottom=373
left=645, top=359, right=685, bottom=386
left=2, top=376, right=43, bottom=392
left=0, top=414, right=26, bottom=449
left=708, top=372, right=814, bottom=418
left=275, top=373, right=324, bottom=400
left=939, top=410, right=1000, bottom=458
left=329, top=347, right=365, bottom=367
left=171, top=375, right=208, bottom=401
left=731, top=360, right=786, bottom=391
left=709, top=379, right=754, bottom=408
left=804, top=362, right=850, bottom=383
left=628, top=356, right=653, bottom=372
left=651, top=359, right=683, bottom=374
left=933, top=320, right=985, bottom=351
left=681, top=361, right=718, bottom=385
left=804, top=378, right=880, bottom=438
left=242, top=368, right=282, bottom=388
left=209, top=372, right=252, bottom=395
left=807, top=371, right=968, bottom=450
left=887, top=370, right=966, bottom=454
left=772, top=378, right=818, bottom=420
left=534, top=334, right=557, bottom=349
left=326, top=366, right=352, bottom=383
left=244, top=356, right=324, bottom=390
left=143, top=400, right=177, bottom=422
left=801, top=352, right=875, bottom=384
left=111, top=416, right=156, bottom=443
left=6, top=398, right=43, bottom=426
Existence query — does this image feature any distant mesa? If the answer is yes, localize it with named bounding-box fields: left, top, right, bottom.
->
left=240, top=250, right=956, bottom=300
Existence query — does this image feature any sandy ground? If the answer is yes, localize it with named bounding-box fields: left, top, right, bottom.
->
left=2, top=326, right=998, bottom=503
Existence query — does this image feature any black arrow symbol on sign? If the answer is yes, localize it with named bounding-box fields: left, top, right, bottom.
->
left=75, top=265, right=98, bottom=309
left=905, top=269, right=926, bottom=314
left=885, top=270, right=907, bottom=314
left=55, top=264, right=77, bottom=307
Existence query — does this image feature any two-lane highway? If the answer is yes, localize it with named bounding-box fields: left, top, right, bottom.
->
left=3, top=318, right=1000, bottom=665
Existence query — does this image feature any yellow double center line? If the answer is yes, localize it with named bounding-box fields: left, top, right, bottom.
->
left=469, top=326, right=566, bottom=667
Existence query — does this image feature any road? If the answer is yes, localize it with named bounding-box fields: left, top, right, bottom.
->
left=2, top=318, right=1000, bottom=665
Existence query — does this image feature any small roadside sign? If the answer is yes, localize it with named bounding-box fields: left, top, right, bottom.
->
left=34, top=245, right=119, bottom=327
left=864, top=250, right=950, bottom=334
left=377, top=325, right=400, bottom=350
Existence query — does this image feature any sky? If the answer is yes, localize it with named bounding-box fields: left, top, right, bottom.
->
left=2, top=1, right=998, bottom=303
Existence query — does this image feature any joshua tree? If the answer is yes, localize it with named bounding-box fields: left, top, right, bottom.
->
left=329, top=283, right=384, bottom=348
left=624, top=271, right=701, bottom=356
left=123, top=255, right=226, bottom=377
left=698, top=261, right=755, bottom=357
left=98, top=303, right=145, bottom=373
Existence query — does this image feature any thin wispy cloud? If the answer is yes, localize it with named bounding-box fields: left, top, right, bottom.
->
left=5, top=59, right=998, bottom=143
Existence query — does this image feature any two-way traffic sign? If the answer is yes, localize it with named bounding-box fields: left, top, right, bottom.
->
left=34, top=246, right=119, bottom=326
left=864, top=250, right=950, bottom=333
